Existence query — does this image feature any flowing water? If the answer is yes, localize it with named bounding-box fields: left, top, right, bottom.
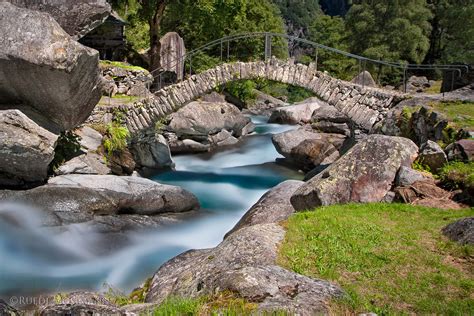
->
left=0, top=116, right=301, bottom=296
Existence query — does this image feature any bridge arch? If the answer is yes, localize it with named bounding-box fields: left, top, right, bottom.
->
left=125, top=58, right=407, bottom=134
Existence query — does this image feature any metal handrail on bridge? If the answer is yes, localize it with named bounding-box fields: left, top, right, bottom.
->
left=148, top=32, right=469, bottom=93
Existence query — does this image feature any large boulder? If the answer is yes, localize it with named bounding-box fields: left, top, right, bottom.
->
left=419, top=140, right=448, bottom=171
left=144, top=223, right=343, bottom=315
left=272, top=128, right=346, bottom=157
left=272, top=128, right=346, bottom=170
left=0, top=175, right=200, bottom=225
left=0, top=2, right=102, bottom=132
left=351, top=70, right=377, bottom=87
left=311, top=104, right=352, bottom=136
left=6, top=0, right=111, bottom=40
left=167, top=101, right=254, bottom=138
left=445, top=139, right=474, bottom=162
left=291, top=135, right=419, bottom=210
left=225, top=180, right=304, bottom=238
left=130, top=132, right=174, bottom=170
left=269, top=98, right=322, bottom=124
left=0, top=110, right=58, bottom=187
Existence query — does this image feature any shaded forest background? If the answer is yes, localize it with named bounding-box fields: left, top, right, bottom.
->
left=108, top=0, right=473, bottom=84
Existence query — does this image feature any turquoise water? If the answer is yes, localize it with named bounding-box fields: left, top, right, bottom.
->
left=0, top=116, right=300, bottom=296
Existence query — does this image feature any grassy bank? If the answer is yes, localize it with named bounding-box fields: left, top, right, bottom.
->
left=278, top=203, right=474, bottom=315
left=431, top=101, right=474, bottom=131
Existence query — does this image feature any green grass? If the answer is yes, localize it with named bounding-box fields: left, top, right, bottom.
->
left=151, top=291, right=262, bottom=316
left=99, top=60, right=148, bottom=72
left=278, top=203, right=474, bottom=315
left=431, top=101, right=474, bottom=131
left=424, top=80, right=442, bottom=94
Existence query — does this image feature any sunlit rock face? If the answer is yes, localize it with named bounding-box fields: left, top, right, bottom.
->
left=0, top=110, right=58, bottom=187
left=291, top=135, right=419, bottom=210
left=4, top=0, right=111, bottom=39
left=0, top=2, right=102, bottom=132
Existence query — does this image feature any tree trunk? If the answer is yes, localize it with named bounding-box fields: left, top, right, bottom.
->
left=148, top=1, right=167, bottom=75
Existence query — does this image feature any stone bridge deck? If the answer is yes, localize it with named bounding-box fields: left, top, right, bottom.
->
left=125, top=58, right=408, bottom=134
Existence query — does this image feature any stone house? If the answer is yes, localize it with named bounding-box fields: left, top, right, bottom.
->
left=79, top=11, right=126, bottom=60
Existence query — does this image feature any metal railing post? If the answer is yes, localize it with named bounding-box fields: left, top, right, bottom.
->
left=362, top=60, right=366, bottom=88
left=227, top=40, right=230, bottom=61
left=189, top=54, right=192, bottom=77
left=220, top=40, right=223, bottom=62
left=264, top=33, right=272, bottom=60
left=315, top=47, right=318, bottom=72
left=403, top=67, right=407, bottom=93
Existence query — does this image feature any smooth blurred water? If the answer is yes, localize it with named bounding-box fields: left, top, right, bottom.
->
left=0, top=116, right=300, bottom=296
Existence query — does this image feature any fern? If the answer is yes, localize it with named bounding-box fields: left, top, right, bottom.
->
left=103, top=123, right=130, bottom=157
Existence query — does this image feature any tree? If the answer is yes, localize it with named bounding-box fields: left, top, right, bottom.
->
left=308, top=15, right=356, bottom=79
left=425, top=0, right=474, bottom=64
left=110, top=0, right=168, bottom=73
left=272, top=0, right=322, bottom=37
left=160, top=0, right=287, bottom=70
left=345, top=0, right=432, bottom=64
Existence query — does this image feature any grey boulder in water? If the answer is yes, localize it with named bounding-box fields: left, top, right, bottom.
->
left=0, top=175, right=200, bottom=226
left=0, top=2, right=102, bottom=132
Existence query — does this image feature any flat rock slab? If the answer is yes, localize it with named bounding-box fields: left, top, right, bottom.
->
left=0, top=175, right=200, bottom=226
left=0, top=2, right=102, bottom=131
left=291, top=135, right=419, bottom=210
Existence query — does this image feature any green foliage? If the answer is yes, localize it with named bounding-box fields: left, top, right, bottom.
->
left=257, top=80, right=315, bottom=104
left=103, top=123, right=130, bottom=157
left=104, top=278, right=152, bottom=306
left=187, top=51, right=221, bottom=75
left=272, top=0, right=322, bottom=36
left=308, top=15, right=356, bottom=80
left=49, top=131, right=82, bottom=172
left=99, top=60, right=148, bottom=72
left=161, top=0, right=287, bottom=59
left=225, top=80, right=257, bottom=104
left=153, top=297, right=204, bottom=315
left=279, top=203, right=474, bottom=315
left=425, top=0, right=474, bottom=64
left=439, top=161, right=474, bottom=190
left=154, top=116, right=168, bottom=133
left=412, top=158, right=434, bottom=175
left=152, top=291, right=260, bottom=315
left=346, top=1, right=432, bottom=64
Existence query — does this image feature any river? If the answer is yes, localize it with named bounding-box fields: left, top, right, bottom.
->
left=0, top=116, right=301, bottom=296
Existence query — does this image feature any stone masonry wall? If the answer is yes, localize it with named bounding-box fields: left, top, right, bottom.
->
left=125, top=58, right=408, bottom=134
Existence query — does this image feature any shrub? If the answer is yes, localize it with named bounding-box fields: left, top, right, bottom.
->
left=103, top=123, right=130, bottom=157
left=438, top=161, right=474, bottom=190
left=49, top=131, right=82, bottom=172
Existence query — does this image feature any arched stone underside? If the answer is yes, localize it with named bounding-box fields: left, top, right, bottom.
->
left=125, top=58, right=408, bottom=135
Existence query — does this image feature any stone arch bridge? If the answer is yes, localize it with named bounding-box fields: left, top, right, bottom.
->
left=125, top=58, right=408, bottom=135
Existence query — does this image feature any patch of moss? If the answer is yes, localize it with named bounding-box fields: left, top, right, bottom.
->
left=99, top=60, right=148, bottom=72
